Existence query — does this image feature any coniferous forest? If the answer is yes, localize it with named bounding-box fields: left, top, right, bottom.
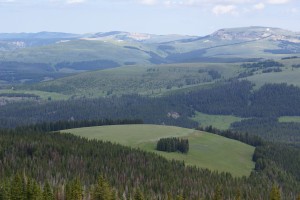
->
left=0, top=127, right=300, bottom=200
left=1, top=81, right=300, bottom=199
left=156, top=137, right=189, bottom=153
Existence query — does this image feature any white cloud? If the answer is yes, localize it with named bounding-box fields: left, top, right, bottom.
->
left=139, top=0, right=158, bottom=5
left=0, top=0, right=15, bottom=3
left=212, top=4, right=238, bottom=15
left=66, top=0, right=86, bottom=4
left=267, top=0, right=290, bottom=4
left=290, top=8, right=298, bottom=13
left=253, top=2, right=265, bottom=9
left=136, top=0, right=292, bottom=7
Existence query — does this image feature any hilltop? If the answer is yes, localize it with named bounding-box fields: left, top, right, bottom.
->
left=61, top=124, right=255, bottom=177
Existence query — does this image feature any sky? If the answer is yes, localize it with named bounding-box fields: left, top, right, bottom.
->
left=0, top=0, right=299, bottom=36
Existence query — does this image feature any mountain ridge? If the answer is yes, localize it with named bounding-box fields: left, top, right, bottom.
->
left=0, top=26, right=300, bottom=85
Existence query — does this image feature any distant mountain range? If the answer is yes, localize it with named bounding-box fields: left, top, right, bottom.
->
left=0, top=26, right=299, bottom=84
left=0, top=30, right=195, bottom=49
left=1, top=26, right=299, bottom=47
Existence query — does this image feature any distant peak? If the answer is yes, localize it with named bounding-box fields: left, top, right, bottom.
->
left=210, top=26, right=298, bottom=42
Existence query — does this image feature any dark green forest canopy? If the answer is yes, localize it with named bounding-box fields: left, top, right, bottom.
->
left=156, top=137, right=189, bottom=153
left=2, top=81, right=300, bottom=145
left=3, top=81, right=300, bottom=124
left=0, top=128, right=299, bottom=199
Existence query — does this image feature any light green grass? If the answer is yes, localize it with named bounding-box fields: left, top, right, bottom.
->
left=0, top=40, right=152, bottom=64
left=191, top=112, right=244, bottom=130
left=238, top=58, right=300, bottom=88
left=244, top=68, right=300, bottom=88
left=278, top=116, right=300, bottom=123
left=0, top=89, right=70, bottom=100
left=62, top=124, right=255, bottom=177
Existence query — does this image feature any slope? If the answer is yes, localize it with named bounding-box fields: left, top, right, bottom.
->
left=61, top=124, right=255, bottom=177
left=21, top=62, right=240, bottom=98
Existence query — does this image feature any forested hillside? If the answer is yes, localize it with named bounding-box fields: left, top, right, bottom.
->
left=2, top=81, right=300, bottom=146
left=0, top=126, right=300, bottom=199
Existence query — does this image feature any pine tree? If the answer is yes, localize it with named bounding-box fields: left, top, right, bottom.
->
left=26, top=178, right=42, bottom=200
left=66, top=182, right=71, bottom=200
left=91, top=176, right=113, bottom=200
left=270, top=185, right=281, bottom=200
left=66, top=178, right=82, bottom=200
left=32, top=180, right=42, bottom=200
left=235, top=189, right=241, bottom=200
left=213, top=186, right=222, bottom=200
left=176, top=194, right=184, bottom=200
left=167, top=192, right=173, bottom=200
left=0, top=179, right=11, bottom=200
left=133, top=189, right=144, bottom=200
left=10, top=174, right=24, bottom=200
left=42, top=181, right=54, bottom=200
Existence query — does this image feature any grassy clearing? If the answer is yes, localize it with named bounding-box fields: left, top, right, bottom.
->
left=245, top=68, right=300, bottom=88
left=191, top=112, right=244, bottom=130
left=0, top=89, right=70, bottom=101
left=279, top=116, right=300, bottom=123
left=240, top=57, right=300, bottom=88
left=62, top=124, right=255, bottom=177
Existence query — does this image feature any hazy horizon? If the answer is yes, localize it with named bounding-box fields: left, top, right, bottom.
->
left=0, top=0, right=299, bottom=36
left=0, top=25, right=299, bottom=37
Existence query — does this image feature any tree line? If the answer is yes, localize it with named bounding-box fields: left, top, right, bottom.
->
left=20, top=119, right=143, bottom=132
left=156, top=137, right=189, bottom=153
left=2, top=173, right=296, bottom=200
left=197, top=126, right=264, bottom=147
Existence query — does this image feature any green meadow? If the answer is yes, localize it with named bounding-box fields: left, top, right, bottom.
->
left=278, top=116, right=300, bottom=123
left=191, top=111, right=244, bottom=130
left=62, top=124, right=255, bottom=177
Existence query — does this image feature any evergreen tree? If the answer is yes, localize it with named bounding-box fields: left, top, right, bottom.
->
left=213, top=186, right=222, bottom=200
left=26, top=177, right=42, bottom=200
left=176, top=194, right=184, bottom=200
left=65, top=183, right=71, bottom=200
left=270, top=185, right=281, bottom=200
left=91, top=176, right=113, bottom=200
left=0, top=179, right=11, bottom=200
left=42, top=181, right=54, bottom=200
left=235, top=189, right=241, bottom=200
left=31, top=180, right=42, bottom=200
left=167, top=192, right=173, bottom=200
left=133, top=189, right=144, bottom=200
left=10, top=174, right=24, bottom=200
left=65, top=178, right=82, bottom=200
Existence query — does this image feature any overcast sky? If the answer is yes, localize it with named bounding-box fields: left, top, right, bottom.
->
left=0, top=0, right=299, bottom=36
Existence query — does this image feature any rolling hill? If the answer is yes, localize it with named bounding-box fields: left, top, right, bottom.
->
left=18, top=62, right=239, bottom=98
left=0, top=26, right=300, bottom=85
left=61, top=124, right=255, bottom=177
left=13, top=56, right=300, bottom=99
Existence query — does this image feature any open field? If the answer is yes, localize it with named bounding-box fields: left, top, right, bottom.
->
left=245, top=67, right=300, bottom=88
left=0, top=89, right=69, bottom=101
left=278, top=116, right=300, bottom=123
left=62, top=124, right=255, bottom=177
left=191, top=111, right=244, bottom=130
